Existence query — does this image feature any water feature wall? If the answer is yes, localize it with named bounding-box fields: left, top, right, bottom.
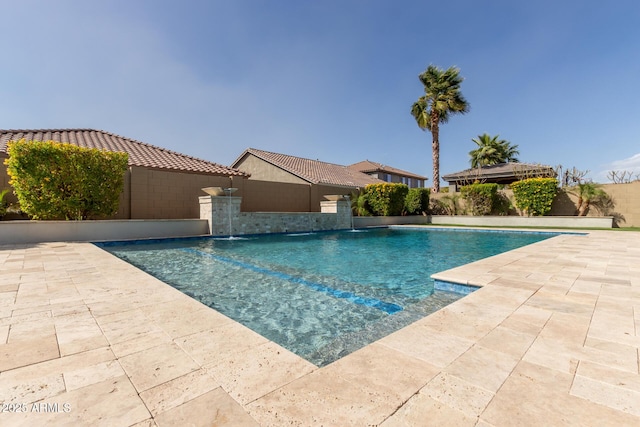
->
left=199, top=195, right=351, bottom=236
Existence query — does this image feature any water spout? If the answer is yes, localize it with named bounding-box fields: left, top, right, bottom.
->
left=343, top=195, right=355, bottom=231
left=223, top=187, right=237, bottom=238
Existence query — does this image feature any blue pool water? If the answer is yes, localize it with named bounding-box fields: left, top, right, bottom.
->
left=97, top=227, right=557, bottom=366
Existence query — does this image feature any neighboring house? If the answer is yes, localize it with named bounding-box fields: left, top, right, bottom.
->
left=0, top=129, right=249, bottom=219
left=348, top=160, right=427, bottom=188
left=231, top=148, right=384, bottom=212
left=443, top=162, right=556, bottom=192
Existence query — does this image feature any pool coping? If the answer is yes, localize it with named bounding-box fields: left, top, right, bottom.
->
left=1, top=228, right=639, bottom=425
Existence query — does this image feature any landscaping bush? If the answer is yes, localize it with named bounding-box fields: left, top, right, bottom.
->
left=404, top=187, right=430, bottom=215
left=510, top=177, right=558, bottom=216
left=5, top=139, right=129, bottom=220
left=492, top=191, right=514, bottom=216
left=429, top=194, right=463, bottom=215
left=460, top=183, right=498, bottom=215
left=364, top=183, right=409, bottom=216
left=0, top=189, right=9, bottom=219
left=350, top=190, right=372, bottom=216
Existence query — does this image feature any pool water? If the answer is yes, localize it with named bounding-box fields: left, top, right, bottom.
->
left=98, top=227, right=556, bottom=366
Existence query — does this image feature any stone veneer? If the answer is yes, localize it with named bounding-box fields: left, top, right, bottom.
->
left=199, top=196, right=352, bottom=236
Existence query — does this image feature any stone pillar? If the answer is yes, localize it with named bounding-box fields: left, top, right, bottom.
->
left=199, top=195, right=242, bottom=236
left=336, top=199, right=352, bottom=229
left=320, top=199, right=351, bottom=230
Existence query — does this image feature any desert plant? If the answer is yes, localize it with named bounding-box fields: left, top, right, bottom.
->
left=5, top=139, right=129, bottom=220
left=429, top=193, right=463, bottom=215
left=350, top=190, right=372, bottom=216
left=569, top=182, right=609, bottom=216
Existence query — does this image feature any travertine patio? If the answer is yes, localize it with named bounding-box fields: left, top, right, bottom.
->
left=1, top=229, right=639, bottom=426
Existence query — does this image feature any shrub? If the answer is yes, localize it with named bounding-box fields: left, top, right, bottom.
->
left=364, top=183, right=409, bottom=216
left=430, top=194, right=463, bottom=215
left=0, top=189, right=9, bottom=219
left=492, top=191, right=514, bottom=216
left=5, top=139, right=129, bottom=220
left=350, top=190, right=372, bottom=216
left=511, top=177, right=558, bottom=216
left=404, top=188, right=430, bottom=215
left=460, top=183, right=498, bottom=215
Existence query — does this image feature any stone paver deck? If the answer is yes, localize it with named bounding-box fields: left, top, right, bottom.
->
left=1, top=230, right=639, bottom=426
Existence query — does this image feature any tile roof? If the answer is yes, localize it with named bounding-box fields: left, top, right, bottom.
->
left=0, top=129, right=248, bottom=177
left=233, top=148, right=383, bottom=188
left=442, top=162, right=555, bottom=181
left=348, top=160, right=428, bottom=180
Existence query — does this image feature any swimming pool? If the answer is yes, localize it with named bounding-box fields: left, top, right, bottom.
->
left=98, top=227, right=557, bottom=366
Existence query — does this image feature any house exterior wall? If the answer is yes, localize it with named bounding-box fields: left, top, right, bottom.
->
left=240, top=180, right=311, bottom=212
left=114, top=170, right=131, bottom=219
left=366, top=171, right=424, bottom=188
left=129, top=166, right=235, bottom=219
left=237, top=181, right=355, bottom=213
left=234, top=154, right=308, bottom=184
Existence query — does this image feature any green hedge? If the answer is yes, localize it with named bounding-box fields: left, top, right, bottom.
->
left=364, top=183, right=409, bottom=216
left=460, top=183, right=498, bottom=215
left=5, top=139, right=129, bottom=220
left=511, top=177, right=558, bottom=216
left=404, top=187, right=430, bottom=215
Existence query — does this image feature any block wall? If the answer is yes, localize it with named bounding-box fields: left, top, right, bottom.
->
left=130, top=167, right=237, bottom=219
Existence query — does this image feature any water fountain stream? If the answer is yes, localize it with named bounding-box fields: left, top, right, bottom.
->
left=223, top=187, right=237, bottom=239
left=343, top=195, right=356, bottom=231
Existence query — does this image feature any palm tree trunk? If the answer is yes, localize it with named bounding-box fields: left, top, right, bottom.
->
left=578, top=200, right=590, bottom=216
left=431, top=113, right=440, bottom=193
left=576, top=196, right=583, bottom=216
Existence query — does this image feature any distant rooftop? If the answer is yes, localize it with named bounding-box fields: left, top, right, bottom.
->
left=443, top=162, right=555, bottom=184
left=0, top=128, right=248, bottom=177
left=348, top=160, right=428, bottom=180
left=233, top=148, right=383, bottom=188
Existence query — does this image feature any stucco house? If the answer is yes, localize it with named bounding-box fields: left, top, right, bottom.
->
left=348, top=160, right=427, bottom=188
left=443, top=162, right=556, bottom=192
left=230, top=148, right=384, bottom=212
left=0, top=129, right=249, bottom=219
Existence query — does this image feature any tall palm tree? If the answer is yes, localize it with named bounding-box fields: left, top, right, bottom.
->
left=469, top=133, right=519, bottom=168
left=411, top=65, right=469, bottom=193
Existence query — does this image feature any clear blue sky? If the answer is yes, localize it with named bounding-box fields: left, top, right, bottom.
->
left=2, top=0, right=639, bottom=184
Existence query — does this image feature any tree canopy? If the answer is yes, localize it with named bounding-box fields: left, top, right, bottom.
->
left=468, top=133, right=519, bottom=168
left=411, top=65, right=469, bottom=192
